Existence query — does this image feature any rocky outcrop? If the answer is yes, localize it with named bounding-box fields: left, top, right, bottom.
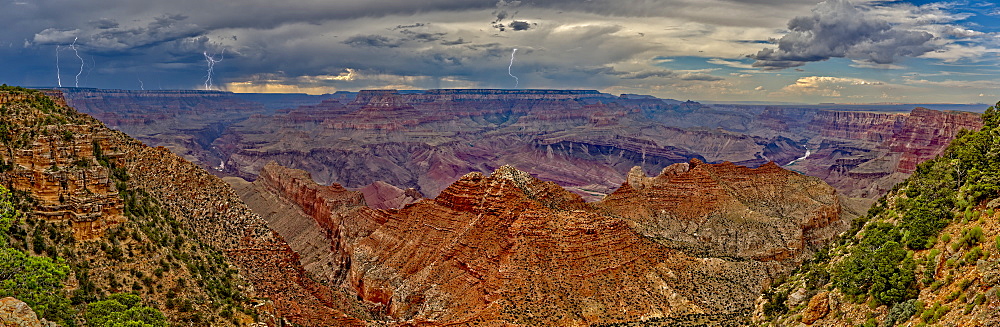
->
left=0, top=297, right=56, bottom=327
left=0, top=90, right=124, bottom=240
left=800, top=292, right=830, bottom=325
left=359, top=181, right=422, bottom=210
left=249, top=160, right=840, bottom=325
left=599, top=159, right=840, bottom=261
left=257, top=161, right=366, bottom=233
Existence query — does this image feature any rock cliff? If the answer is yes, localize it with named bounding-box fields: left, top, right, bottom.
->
left=0, top=297, right=56, bottom=327
left=792, top=108, right=981, bottom=200
left=1, top=88, right=368, bottom=326
left=249, top=160, right=840, bottom=325
left=0, top=90, right=124, bottom=240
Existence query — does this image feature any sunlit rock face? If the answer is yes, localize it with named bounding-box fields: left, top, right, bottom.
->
left=250, top=160, right=839, bottom=325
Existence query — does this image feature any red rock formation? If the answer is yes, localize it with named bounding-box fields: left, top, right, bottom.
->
left=2, top=89, right=369, bottom=326
left=814, top=110, right=905, bottom=143
left=359, top=181, right=423, bottom=210
left=890, top=107, right=982, bottom=173
left=599, top=159, right=840, bottom=260
left=257, top=161, right=366, bottom=232
left=795, top=108, right=981, bottom=199
left=254, top=160, right=840, bottom=325
left=0, top=90, right=124, bottom=240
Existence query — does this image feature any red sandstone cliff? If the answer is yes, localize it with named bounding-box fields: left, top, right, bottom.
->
left=250, top=160, right=840, bottom=325
left=792, top=108, right=981, bottom=199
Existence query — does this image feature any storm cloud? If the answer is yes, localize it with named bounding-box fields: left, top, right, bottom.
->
left=0, top=0, right=994, bottom=104
left=751, top=0, right=937, bottom=69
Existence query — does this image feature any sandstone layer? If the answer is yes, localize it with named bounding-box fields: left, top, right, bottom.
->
left=790, top=107, right=982, bottom=200
left=251, top=160, right=840, bottom=325
left=0, top=90, right=124, bottom=240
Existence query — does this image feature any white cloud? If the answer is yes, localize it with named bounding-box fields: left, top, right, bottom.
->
left=708, top=58, right=753, bottom=69
left=776, top=76, right=885, bottom=97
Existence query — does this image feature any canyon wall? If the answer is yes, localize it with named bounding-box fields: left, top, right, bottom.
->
left=250, top=160, right=839, bottom=325
left=1, top=89, right=370, bottom=326
left=792, top=107, right=982, bottom=200
left=59, top=88, right=982, bottom=208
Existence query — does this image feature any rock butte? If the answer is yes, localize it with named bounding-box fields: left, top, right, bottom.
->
left=251, top=158, right=840, bottom=325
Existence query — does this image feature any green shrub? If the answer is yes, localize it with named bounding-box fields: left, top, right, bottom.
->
left=882, top=299, right=918, bottom=327
left=965, top=246, right=983, bottom=263
left=762, top=289, right=788, bottom=318
left=945, top=290, right=961, bottom=302
left=957, top=226, right=984, bottom=249
left=0, top=186, right=74, bottom=324
left=85, top=293, right=166, bottom=327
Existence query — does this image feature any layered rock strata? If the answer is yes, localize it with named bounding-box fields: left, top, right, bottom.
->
left=0, top=90, right=124, bottom=240
left=251, top=160, right=840, bottom=325
left=793, top=108, right=981, bottom=199
left=2, top=89, right=368, bottom=326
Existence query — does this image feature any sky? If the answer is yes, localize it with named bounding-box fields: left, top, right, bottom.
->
left=2, top=0, right=999, bottom=104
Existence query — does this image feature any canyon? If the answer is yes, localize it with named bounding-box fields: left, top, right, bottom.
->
left=240, top=158, right=840, bottom=325
left=1, top=86, right=985, bottom=326
left=59, top=88, right=981, bottom=209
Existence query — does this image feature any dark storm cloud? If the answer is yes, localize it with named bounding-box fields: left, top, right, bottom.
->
left=89, top=18, right=119, bottom=30
left=33, top=14, right=206, bottom=53
left=393, top=23, right=426, bottom=30
left=509, top=21, right=532, bottom=31
left=343, top=35, right=401, bottom=48
left=750, top=0, right=937, bottom=70
left=4, top=0, right=973, bottom=93
left=398, top=29, right=447, bottom=42
left=441, top=38, right=470, bottom=46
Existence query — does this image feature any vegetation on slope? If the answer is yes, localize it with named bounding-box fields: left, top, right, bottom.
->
left=0, top=85, right=253, bottom=325
left=759, top=102, right=1000, bottom=326
left=0, top=185, right=74, bottom=325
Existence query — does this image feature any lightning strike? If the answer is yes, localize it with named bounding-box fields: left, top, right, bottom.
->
left=55, top=46, right=62, bottom=87
left=508, top=48, right=519, bottom=88
left=69, top=37, right=84, bottom=87
left=203, top=49, right=225, bottom=91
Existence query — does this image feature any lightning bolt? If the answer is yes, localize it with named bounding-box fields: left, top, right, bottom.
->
left=203, top=49, right=225, bottom=91
left=138, top=77, right=144, bottom=90
left=69, top=37, right=84, bottom=87
left=508, top=48, right=519, bottom=89
left=55, top=45, right=62, bottom=87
